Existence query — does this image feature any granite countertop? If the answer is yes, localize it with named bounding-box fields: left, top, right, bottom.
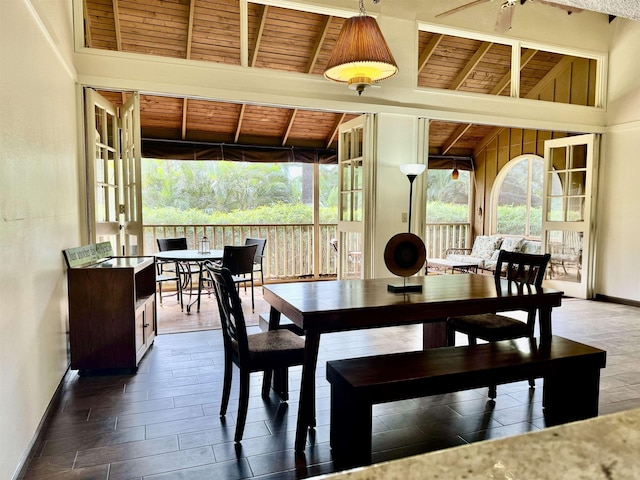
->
left=316, top=408, right=640, bottom=479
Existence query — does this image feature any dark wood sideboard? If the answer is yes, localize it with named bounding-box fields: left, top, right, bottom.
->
left=64, top=244, right=157, bottom=374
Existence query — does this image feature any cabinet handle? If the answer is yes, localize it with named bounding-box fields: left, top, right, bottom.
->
left=143, top=323, right=150, bottom=328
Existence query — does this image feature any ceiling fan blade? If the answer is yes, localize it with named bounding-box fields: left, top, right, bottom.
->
left=435, top=0, right=491, bottom=18
left=495, top=3, right=515, bottom=32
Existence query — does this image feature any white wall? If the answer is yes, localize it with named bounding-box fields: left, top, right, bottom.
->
left=0, top=1, right=79, bottom=478
left=595, top=18, right=640, bottom=301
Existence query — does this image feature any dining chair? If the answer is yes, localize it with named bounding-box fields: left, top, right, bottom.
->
left=446, top=249, right=551, bottom=398
left=205, top=262, right=305, bottom=443
left=244, top=237, right=267, bottom=285
left=222, top=244, right=258, bottom=312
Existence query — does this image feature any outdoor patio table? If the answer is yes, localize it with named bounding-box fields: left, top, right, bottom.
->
left=155, top=249, right=223, bottom=313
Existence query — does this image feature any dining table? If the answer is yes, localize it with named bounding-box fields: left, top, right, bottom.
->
left=154, top=249, right=223, bottom=313
left=262, top=273, right=564, bottom=452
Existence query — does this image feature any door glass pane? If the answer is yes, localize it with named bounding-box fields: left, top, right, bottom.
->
left=567, top=196, right=585, bottom=222
left=546, top=230, right=583, bottom=282
left=550, top=146, right=568, bottom=171
left=341, top=193, right=351, bottom=221
left=343, top=231, right=362, bottom=279
left=352, top=192, right=362, bottom=222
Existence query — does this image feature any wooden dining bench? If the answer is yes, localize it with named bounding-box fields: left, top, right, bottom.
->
left=326, top=335, right=606, bottom=466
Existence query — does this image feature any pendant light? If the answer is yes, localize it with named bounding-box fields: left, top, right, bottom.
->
left=324, top=0, right=398, bottom=95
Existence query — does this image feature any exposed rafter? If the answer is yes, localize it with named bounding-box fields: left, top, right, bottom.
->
left=182, top=99, right=188, bottom=140
left=441, top=124, right=473, bottom=155
left=489, top=49, right=538, bottom=95
left=307, top=15, right=333, bottom=74
left=112, top=0, right=122, bottom=51
left=185, top=0, right=196, bottom=60
left=327, top=113, right=347, bottom=149
left=282, top=110, right=297, bottom=146
left=235, top=104, right=246, bottom=143
left=418, top=33, right=444, bottom=75
left=250, top=5, right=269, bottom=67
left=450, top=42, right=493, bottom=90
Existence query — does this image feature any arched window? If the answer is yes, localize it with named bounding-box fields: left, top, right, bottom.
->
left=491, top=155, right=543, bottom=238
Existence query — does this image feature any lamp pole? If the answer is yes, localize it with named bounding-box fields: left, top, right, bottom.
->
left=399, top=164, right=426, bottom=234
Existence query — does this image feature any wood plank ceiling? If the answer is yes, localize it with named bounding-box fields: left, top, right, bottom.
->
left=84, top=0, right=584, bottom=157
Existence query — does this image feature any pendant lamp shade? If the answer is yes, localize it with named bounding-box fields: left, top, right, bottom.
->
left=324, top=15, right=398, bottom=95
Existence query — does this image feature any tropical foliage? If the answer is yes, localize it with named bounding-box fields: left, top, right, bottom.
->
left=142, top=159, right=338, bottom=224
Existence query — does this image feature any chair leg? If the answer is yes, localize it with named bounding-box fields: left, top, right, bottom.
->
left=235, top=370, right=251, bottom=443
left=488, top=385, right=497, bottom=399
left=262, top=370, right=272, bottom=399
left=220, top=355, right=233, bottom=417
left=158, top=282, right=163, bottom=305
left=528, top=377, right=535, bottom=388
left=468, top=335, right=478, bottom=346
left=250, top=278, right=255, bottom=312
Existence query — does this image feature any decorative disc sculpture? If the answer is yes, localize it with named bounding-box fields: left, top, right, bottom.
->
left=384, top=232, right=426, bottom=292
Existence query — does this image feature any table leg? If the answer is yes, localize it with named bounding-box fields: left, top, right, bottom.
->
left=295, top=331, right=320, bottom=452
left=538, top=305, right=553, bottom=340
left=423, top=320, right=447, bottom=349
left=268, top=307, right=283, bottom=395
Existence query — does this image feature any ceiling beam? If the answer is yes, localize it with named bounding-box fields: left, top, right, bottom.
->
left=250, top=5, right=269, bottom=67
left=282, top=109, right=297, bottom=146
left=306, top=15, right=332, bottom=74
left=525, top=56, right=573, bottom=99
left=235, top=104, right=246, bottom=143
left=83, top=0, right=93, bottom=48
left=182, top=99, right=188, bottom=140
left=112, top=0, right=122, bottom=51
left=489, top=49, right=538, bottom=95
left=327, top=113, right=346, bottom=149
left=450, top=41, right=493, bottom=90
left=441, top=123, right=473, bottom=155
left=418, top=33, right=444, bottom=75
left=185, top=0, right=196, bottom=60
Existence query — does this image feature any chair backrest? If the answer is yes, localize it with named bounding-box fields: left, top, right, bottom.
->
left=205, top=262, right=249, bottom=359
left=222, top=244, right=258, bottom=275
left=495, top=250, right=551, bottom=287
left=244, top=238, right=266, bottom=263
left=157, top=237, right=188, bottom=251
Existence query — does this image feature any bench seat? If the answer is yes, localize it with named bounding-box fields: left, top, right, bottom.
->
left=326, top=336, right=606, bottom=467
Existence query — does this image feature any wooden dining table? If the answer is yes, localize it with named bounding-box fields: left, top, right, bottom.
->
left=262, top=273, right=564, bottom=452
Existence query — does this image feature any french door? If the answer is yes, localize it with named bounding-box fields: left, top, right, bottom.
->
left=542, top=134, right=599, bottom=298
left=85, top=88, right=143, bottom=255
left=336, top=115, right=375, bottom=279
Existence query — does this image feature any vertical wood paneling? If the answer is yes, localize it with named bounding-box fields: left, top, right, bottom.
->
left=571, top=58, right=590, bottom=106
left=555, top=67, right=572, bottom=104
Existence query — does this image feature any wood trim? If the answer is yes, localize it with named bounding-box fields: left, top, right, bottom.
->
left=595, top=294, right=640, bottom=308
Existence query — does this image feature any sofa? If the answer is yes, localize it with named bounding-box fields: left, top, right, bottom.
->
left=445, top=235, right=541, bottom=272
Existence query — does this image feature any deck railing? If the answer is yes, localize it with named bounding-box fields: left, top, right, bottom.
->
left=144, top=224, right=338, bottom=281
left=144, top=222, right=469, bottom=281
left=425, top=223, right=471, bottom=258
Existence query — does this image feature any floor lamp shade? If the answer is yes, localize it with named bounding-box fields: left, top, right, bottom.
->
left=324, top=15, right=398, bottom=95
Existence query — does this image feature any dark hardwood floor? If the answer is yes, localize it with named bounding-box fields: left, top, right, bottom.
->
left=20, top=287, right=640, bottom=479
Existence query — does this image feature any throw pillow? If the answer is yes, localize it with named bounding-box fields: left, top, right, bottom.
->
left=501, top=237, right=525, bottom=252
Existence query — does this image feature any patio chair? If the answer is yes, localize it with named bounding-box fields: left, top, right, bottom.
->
left=221, top=244, right=258, bottom=312
left=205, top=262, right=304, bottom=443
left=446, top=250, right=551, bottom=399
left=156, top=237, right=194, bottom=297
left=244, top=237, right=267, bottom=285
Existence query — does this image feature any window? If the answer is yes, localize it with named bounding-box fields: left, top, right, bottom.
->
left=491, top=155, right=543, bottom=238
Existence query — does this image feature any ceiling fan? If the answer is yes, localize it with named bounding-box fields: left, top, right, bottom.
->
left=436, top=0, right=582, bottom=33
